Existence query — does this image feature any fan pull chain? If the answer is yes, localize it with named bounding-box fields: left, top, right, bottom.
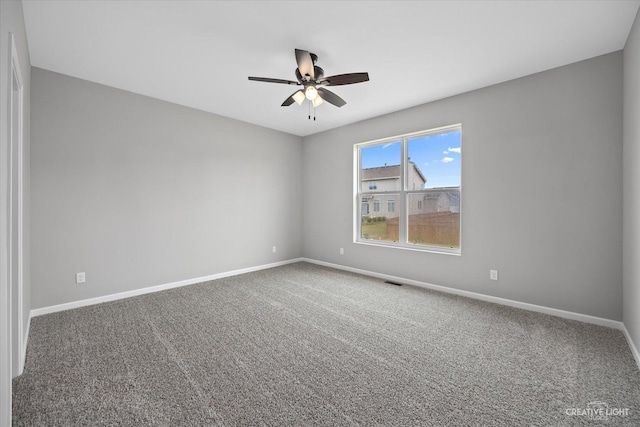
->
left=306, top=100, right=317, bottom=121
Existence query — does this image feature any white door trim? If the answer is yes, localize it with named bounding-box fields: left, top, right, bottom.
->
left=9, top=32, right=25, bottom=377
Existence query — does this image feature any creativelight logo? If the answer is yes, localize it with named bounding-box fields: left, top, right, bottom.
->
left=565, top=401, right=630, bottom=421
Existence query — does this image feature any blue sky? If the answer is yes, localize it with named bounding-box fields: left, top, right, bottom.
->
left=361, top=130, right=461, bottom=188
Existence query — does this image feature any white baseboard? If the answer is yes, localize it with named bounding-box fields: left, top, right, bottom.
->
left=301, top=258, right=624, bottom=330
left=622, top=324, right=640, bottom=370
left=30, top=258, right=304, bottom=318
left=20, top=313, right=30, bottom=374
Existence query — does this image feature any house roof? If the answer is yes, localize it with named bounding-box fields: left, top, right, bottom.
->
left=361, top=163, right=426, bottom=183
left=361, top=165, right=401, bottom=181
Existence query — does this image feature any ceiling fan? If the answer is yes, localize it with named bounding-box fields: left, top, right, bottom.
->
left=248, top=49, right=369, bottom=119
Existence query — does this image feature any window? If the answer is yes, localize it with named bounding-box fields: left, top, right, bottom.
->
left=355, top=124, right=461, bottom=253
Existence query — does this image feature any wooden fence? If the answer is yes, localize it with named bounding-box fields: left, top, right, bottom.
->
left=381, top=212, right=460, bottom=248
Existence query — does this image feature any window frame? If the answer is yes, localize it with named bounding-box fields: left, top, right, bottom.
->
left=354, top=124, right=462, bottom=255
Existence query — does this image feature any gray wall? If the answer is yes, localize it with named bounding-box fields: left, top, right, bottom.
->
left=26, top=17, right=633, bottom=328
left=31, top=68, right=302, bottom=309
left=0, top=0, right=31, bottom=423
left=624, top=11, right=640, bottom=352
left=302, top=52, right=623, bottom=321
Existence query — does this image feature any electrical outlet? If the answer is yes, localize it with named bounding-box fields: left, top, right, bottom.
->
left=340, top=248, right=344, bottom=255
left=272, top=246, right=277, bottom=254
left=76, top=272, right=86, bottom=284
left=490, top=270, right=498, bottom=281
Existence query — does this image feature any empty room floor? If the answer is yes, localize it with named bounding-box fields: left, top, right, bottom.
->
left=12, top=263, right=640, bottom=425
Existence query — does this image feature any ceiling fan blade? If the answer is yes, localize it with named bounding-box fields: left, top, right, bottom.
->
left=281, top=90, right=305, bottom=106
left=317, top=88, right=346, bottom=108
left=295, top=49, right=315, bottom=80
left=281, top=95, right=296, bottom=107
left=248, top=77, right=299, bottom=85
left=320, top=72, right=369, bottom=86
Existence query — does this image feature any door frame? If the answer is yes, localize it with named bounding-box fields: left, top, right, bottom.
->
left=9, top=32, right=25, bottom=377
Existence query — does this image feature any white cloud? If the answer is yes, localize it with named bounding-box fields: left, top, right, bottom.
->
left=441, top=157, right=454, bottom=163
left=448, top=147, right=461, bottom=153
left=383, top=143, right=394, bottom=148
left=443, top=150, right=449, bottom=154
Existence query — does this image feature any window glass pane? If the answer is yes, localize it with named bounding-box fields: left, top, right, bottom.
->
left=408, top=130, right=461, bottom=189
left=360, top=194, right=399, bottom=242
left=407, top=189, right=460, bottom=248
left=360, top=141, right=401, bottom=193
left=356, top=125, right=461, bottom=253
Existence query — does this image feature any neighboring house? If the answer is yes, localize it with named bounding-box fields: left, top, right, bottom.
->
left=420, top=189, right=460, bottom=214
left=360, top=163, right=426, bottom=193
left=360, top=163, right=459, bottom=217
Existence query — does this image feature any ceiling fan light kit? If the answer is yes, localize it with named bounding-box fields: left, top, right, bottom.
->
left=249, top=48, right=369, bottom=120
left=305, top=85, right=318, bottom=100
left=292, top=90, right=305, bottom=105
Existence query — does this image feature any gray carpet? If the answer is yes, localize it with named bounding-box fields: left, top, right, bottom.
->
left=12, top=262, right=640, bottom=426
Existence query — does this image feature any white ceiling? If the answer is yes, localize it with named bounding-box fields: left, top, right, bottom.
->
left=22, top=0, right=640, bottom=137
